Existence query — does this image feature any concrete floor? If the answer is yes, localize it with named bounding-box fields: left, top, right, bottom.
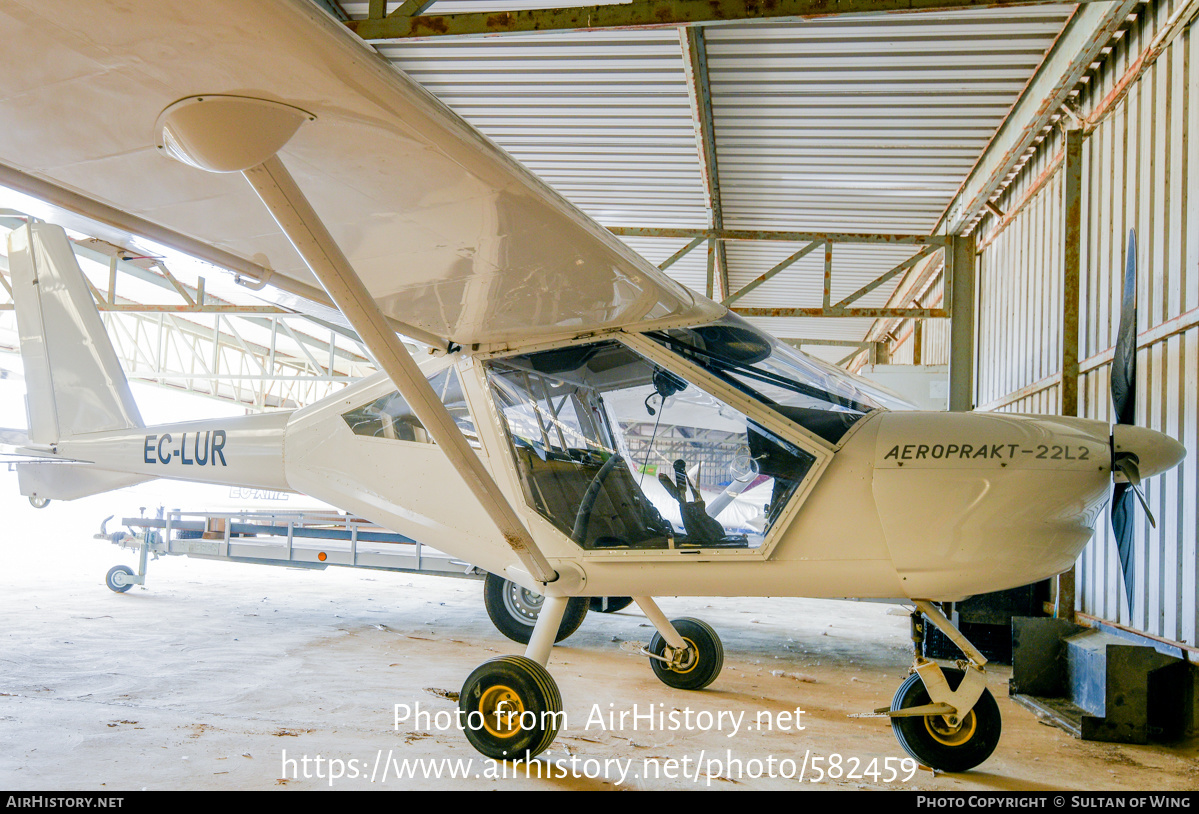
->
left=2, top=477, right=1197, bottom=791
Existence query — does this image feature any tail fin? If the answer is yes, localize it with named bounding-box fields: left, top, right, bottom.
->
left=7, top=222, right=143, bottom=444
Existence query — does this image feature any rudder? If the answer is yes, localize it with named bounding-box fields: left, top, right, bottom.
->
left=7, top=222, right=143, bottom=444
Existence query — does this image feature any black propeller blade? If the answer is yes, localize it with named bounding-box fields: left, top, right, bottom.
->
left=1110, top=229, right=1140, bottom=610
left=1112, top=231, right=1138, bottom=427
left=1111, top=481, right=1135, bottom=605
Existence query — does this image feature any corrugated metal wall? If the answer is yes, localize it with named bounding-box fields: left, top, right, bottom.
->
left=968, top=0, right=1198, bottom=642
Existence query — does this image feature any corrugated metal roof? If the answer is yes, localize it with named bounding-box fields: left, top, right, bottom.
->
left=349, top=3, right=1074, bottom=348
left=707, top=9, right=1071, bottom=235
left=376, top=29, right=711, bottom=230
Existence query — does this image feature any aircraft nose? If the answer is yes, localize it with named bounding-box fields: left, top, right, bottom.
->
left=1111, top=423, right=1186, bottom=480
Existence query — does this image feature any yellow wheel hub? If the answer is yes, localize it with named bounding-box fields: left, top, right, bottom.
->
left=478, top=684, right=525, bottom=739
left=668, top=636, right=699, bottom=674
left=924, top=709, right=977, bottom=747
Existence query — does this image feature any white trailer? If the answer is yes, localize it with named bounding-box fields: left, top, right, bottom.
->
left=96, top=507, right=628, bottom=643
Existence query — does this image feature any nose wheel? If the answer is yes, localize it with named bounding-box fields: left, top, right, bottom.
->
left=875, top=600, right=1001, bottom=772
left=459, top=655, right=562, bottom=760
left=890, top=667, right=1001, bottom=772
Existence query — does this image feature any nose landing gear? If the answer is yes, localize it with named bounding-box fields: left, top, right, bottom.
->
left=879, top=600, right=1002, bottom=773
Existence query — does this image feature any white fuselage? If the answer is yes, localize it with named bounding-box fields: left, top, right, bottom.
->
left=49, top=348, right=1116, bottom=603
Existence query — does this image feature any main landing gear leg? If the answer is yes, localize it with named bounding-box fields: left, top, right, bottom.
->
left=524, top=595, right=569, bottom=667
left=459, top=589, right=567, bottom=761
left=634, top=596, right=724, bottom=691
left=884, top=600, right=1001, bottom=773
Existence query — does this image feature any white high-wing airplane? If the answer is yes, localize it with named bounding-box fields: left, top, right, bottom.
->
left=0, top=0, right=1186, bottom=772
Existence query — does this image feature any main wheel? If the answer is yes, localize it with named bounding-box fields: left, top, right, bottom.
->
left=590, top=596, right=633, bottom=613
left=105, top=565, right=134, bottom=594
left=460, top=655, right=562, bottom=760
left=648, top=617, right=723, bottom=690
left=483, top=573, right=588, bottom=645
left=891, top=667, right=1001, bottom=772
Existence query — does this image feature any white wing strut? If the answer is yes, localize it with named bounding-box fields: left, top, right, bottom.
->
left=156, top=95, right=558, bottom=586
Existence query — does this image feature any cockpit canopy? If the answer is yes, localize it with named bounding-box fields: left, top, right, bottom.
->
left=648, top=313, right=910, bottom=443
left=484, top=338, right=826, bottom=553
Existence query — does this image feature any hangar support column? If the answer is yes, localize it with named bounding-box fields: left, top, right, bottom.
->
left=1056, top=124, right=1084, bottom=619
left=948, top=234, right=976, bottom=412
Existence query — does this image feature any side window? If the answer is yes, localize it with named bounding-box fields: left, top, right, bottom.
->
left=429, top=368, right=480, bottom=449
left=342, top=390, right=428, bottom=442
left=341, top=367, right=476, bottom=446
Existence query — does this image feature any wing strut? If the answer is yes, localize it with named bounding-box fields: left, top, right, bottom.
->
left=156, top=95, right=558, bottom=585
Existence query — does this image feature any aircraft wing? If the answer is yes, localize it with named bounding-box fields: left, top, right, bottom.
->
left=0, top=0, right=722, bottom=348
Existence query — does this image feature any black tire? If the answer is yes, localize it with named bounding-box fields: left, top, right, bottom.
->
left=891, top=667, right=1002, bottom=773
left=106, top=565, right=134, bottom=594
left=648, top=617, right=723, bottom=690
left=590, top=597, right=634, bottom=613
left=483, top=573, right=588, bottom=645
left=460, top=655, right=562, bottom=760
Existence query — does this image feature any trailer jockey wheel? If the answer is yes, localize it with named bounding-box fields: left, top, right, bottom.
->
left=648, top=618, right=723, bottom=690
left=890, top=667, right=1001, bottom=772
left=106, top=565, right=134, bottom=593
left=460, top=655, right=562, bottom=760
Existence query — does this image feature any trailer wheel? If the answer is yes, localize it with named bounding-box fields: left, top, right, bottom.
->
left=106, top=565, right=134, bottom=594
left=483, top=573, right=588, bottom=644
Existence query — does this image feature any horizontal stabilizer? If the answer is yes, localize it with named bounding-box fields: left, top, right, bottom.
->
left=17, top=462, right=153, bottom=502
left=0, top=427, right=31, bottom=448
left=8, top=222, right=143, bottom=444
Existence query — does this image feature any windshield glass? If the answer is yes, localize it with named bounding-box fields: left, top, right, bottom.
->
left=485, top=341, right=815, bottom=552
left=648, top=313, right=907, bottom=443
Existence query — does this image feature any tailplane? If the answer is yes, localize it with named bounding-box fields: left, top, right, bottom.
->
left=7, top=222, right=143, bottom=444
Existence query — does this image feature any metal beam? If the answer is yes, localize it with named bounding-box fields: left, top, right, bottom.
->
left=938, top=0, right=1138, bottom=234
left=716, top=232, right=730, bottom=301
left=387, top=0, right=438, bottom=18
left=312, top=0, right=349, bottom=22
left=608, top=226, right=946, bottom=245
left=722, top=240, right=821, bottom=306
left=705, top=236, right=716, bottom=300
left=822, top=242, right=833, bottom=310
left=680, top=27, right=726, bottom=298
left=98, top=304, right=285, bottom=314
left=780, top=337, right=875, bottom=348
left=1056, top=126, right=1084, bottom=622
left=1060, top=126, right=1083, bottom=419
left=657, top=234, right=707, bottom=271
left=347, top=0, right=1112, bottom=40
left=833, top=244, right=940, bottom=309
left=0, top=299, right=287, bottom=314
left=733, top=307, right=948, bottom=319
